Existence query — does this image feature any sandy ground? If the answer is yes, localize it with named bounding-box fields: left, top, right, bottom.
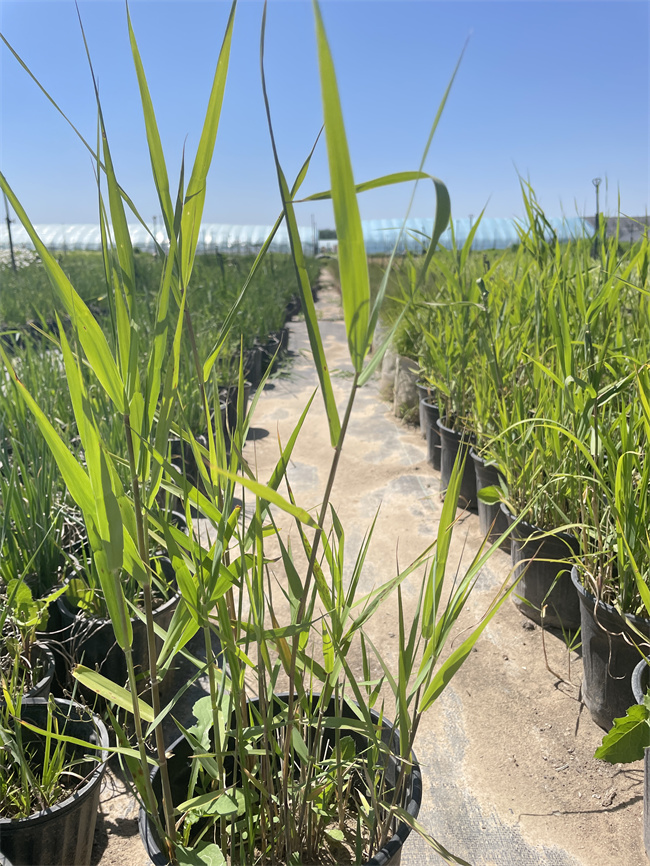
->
left=92, top=271, right=645, bottom=866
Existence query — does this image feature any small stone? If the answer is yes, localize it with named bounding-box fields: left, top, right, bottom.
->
left=522, top=621, right=536, bottom=631
left=602, top=789, right=616, bottom=807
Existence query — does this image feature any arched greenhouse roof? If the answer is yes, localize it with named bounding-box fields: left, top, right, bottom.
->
left=0, top=217, right=594, bottom=257
left=361, top=216, right=592, bottom=254
left=0, top=222, right=314, bottom=255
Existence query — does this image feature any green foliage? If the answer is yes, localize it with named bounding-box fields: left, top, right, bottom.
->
left=0, top=3, right=513, bottom=864
left=595, top=699, right=650, bottom=764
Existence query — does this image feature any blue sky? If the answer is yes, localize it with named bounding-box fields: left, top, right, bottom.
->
left=1, top=1, right=648, bottom=231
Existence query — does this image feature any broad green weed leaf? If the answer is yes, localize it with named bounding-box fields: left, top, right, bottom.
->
left=595, top=704, right=650, bottom=764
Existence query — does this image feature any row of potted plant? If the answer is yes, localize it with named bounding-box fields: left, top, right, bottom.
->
left=382, top=188, right=650, bottom=734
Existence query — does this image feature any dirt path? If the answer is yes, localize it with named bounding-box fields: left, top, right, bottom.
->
left=94, top=270, right=644, bottom=865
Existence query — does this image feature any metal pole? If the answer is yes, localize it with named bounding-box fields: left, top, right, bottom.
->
left=592, top=178, right=601, bottom=254
left=3, top=191, right=17, bottom=272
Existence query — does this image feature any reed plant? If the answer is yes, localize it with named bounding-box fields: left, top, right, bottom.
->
left=0, top=3, right=520, bottom=864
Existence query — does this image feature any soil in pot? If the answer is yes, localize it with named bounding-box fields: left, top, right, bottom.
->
left=0, top=697, right=109, bottom=866
left=421, top=399, right=440, bottom=471
left=507, top=513, right=580, bottom=630
left=57, top=558, right=178, bottom=704
left=470, top=450, right=510, bottom=553
left=437, top=417, right=476, bottom=511
left=140, top=694, right=422, bottom=866
left=573, top=567, right=650, bottom=730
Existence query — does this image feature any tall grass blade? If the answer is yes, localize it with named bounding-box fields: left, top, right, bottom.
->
left=313, top=0, right=370, bottom=372
left=179, top=0, right=237, bottom=286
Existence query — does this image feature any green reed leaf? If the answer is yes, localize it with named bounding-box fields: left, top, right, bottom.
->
left=314, top=0, right=369, bottom=373
left=73, top=666, right=154, bottom=722
left=180, top=1, right=236, bottom=286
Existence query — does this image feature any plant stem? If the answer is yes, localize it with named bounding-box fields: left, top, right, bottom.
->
left=123, top=412, right=176, bottom=852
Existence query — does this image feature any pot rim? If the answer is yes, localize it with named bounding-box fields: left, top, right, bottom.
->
left=632, top=658, right=648, bottom=705
left=571, top=564, right=650, bottom=626
left=499, top=504, right=578, bottom=545
left=436, top=415, right=476, bottom=442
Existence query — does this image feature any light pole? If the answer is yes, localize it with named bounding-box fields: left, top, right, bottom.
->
left=3, top=191, right=16, bottom=272
left=592, top=178, right=601, bottom=251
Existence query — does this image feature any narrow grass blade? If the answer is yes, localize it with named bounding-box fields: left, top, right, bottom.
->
left=0, top=173, right=125, bottom=411
left=73, top=665, right=155, bottom=722
left=127, top=3, right=175, bottom=234
left=180, top=0, right=236, bottom=285
left=313, top=0, right=370, bottom=372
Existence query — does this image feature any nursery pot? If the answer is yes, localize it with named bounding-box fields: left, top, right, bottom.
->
left=393, top=356, right=419, bottom=420
left=25, top=642, right=56, bottom=699
left=168, top=433, right=209, bottom=490
left=0, top=641, right=56, bottom=701
left=221, top=379, right=252, bottom=434
left=0, top=697, right=108, bottom=866
left=506, top=511, right=579, bottom=630
left=573, top=567, right=650, bottom=730
left=437, top=417, right=476, bottom=511
left=421, top=399, right=440, bottom=470
left=416, top=382, right=433, bottom=439
left=140, top=694, right=422, bottom=866
left=380, top=344, right=397, bottom=401
left=57, top=558, right=179, bottom=702
left=470, top=450, right=510, bottom=553
left=244, top=344, right=262, bottom=388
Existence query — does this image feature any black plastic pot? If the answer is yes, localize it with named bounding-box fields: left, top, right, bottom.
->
left=57, top=558, right=179, bottom=703
left=0, top=698, right=108, bottom=866
left=437, top=417, right=476, bottom=510
left=220, top=380, right=252, bottom=434
left=26, top=643, right=56, bottom=699
left=470, top=450, right=510, bottom=553
left=140, top=694, right=422, bottom=866
left=506, top=511, right=579, bottom=630
left=244, top=344, right=263, bottom=388
left=35, top=600, right=76, bottom=699
left=0, top=642, right=55, bottom=701
left=421, top=399, right=440, bottom=470
left=416, top=382, right=433, bottom=439
left=168, top=432, right=210, bottom=489
left=573, top=567, right=650, bottom=730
